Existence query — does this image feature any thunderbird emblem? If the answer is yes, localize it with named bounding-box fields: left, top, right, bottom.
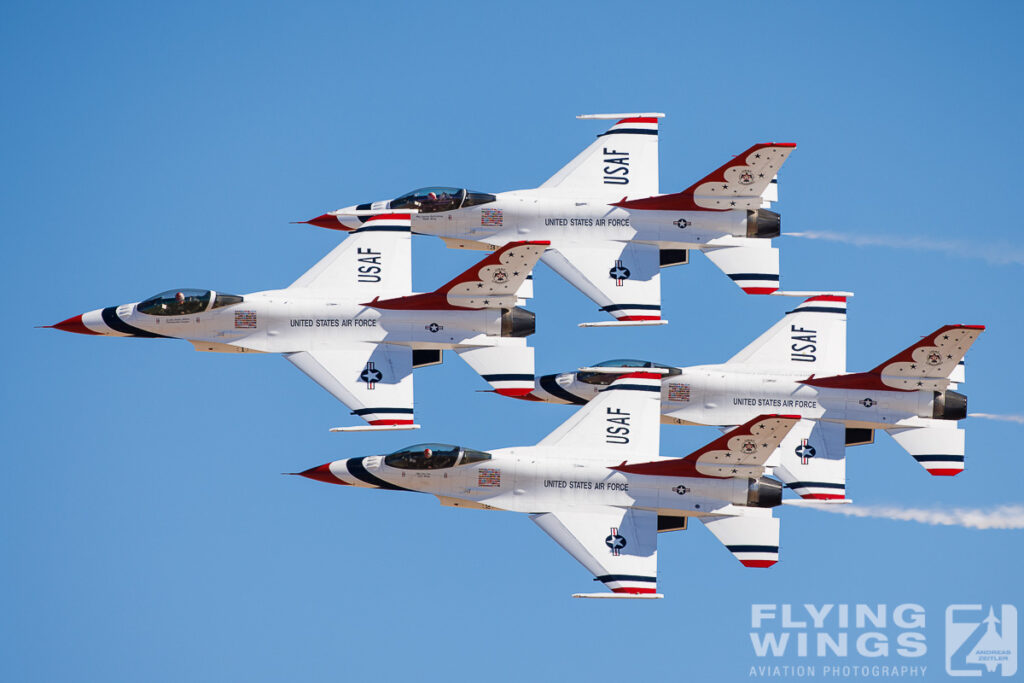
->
left=491, top=268, right=509, bottom=284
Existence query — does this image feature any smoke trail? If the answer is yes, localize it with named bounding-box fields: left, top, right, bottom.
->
left=787, top=231, right=1024, bottom=267
left=808, top=504, right=1024, bottom=530
left=969, top=412, right=1024, bottom=424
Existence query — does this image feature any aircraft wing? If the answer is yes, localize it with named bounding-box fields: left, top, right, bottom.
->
left=541, top=242, right=662, bottom=324
left=531, top=506, right=659, bottom=597
left=285, top=343, right=414, bottom=427
left=613, top=414, right=799, bottom=479
left=767, top=419, right=847, bottom=500
left=289, top=213, right=411, bottom=297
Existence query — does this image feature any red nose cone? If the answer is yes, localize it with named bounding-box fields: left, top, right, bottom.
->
left=49, top=314, right=101, bottom=335
left=299, top=214, right=351, bottom=231
left=495, top=388, right=541, bottom=399
left=295, top=463, right=348, bottom=485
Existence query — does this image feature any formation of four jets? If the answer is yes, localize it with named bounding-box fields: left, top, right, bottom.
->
left=49, top=114, right=983, bottom=598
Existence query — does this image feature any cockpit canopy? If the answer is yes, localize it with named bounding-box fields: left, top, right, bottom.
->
left=576, top=358, right=680, bottom=386
left=388, top=187, right=496, bottom=214
left=136, top=289, right=244, bottom=316
left=383, top=443, right=492, bottom=470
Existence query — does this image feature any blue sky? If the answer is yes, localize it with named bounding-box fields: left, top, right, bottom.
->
left=3, top=2, right=1022, bottom=680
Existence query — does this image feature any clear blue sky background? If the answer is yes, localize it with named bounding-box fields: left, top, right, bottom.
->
left=3, top=2, right=1021, bottom=681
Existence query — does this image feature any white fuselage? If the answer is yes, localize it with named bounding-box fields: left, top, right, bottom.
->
left=539, top=365, right=937, bottom=432
left=80, top=290, right=508, bottom=353
left=331, top=447, right=759, bottom=520
left=351, top=190, right=747, bottom=251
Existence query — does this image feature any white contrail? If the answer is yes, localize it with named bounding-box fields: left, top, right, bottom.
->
left=969, top=412, right=1024, bottom=424
left=807, top=504, right=1024, bottom=529
left=787, top=231, right=1024, bottom=267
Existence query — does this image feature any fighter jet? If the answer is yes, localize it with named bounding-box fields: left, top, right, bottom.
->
left=304, top=114, right=794, bottom=326
left=295, top=371, right=808, bottom=598
left=509, top=295, right=984, bottom=496
left=47, top=214, right=546, bottom=430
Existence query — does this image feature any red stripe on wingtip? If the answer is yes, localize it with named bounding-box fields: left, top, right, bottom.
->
left=51, top=314, right=102, bottom=335
left=740, top=560, right=778, bottom=568
left=958, top=325, right=985, bottom=330
left=928, top=469, right=963, bottom=476
left=611, top=587, right=658, bottom=594
left=368, top=419, right=415, bottom=426
left=742, top=287, right=779, bottom=295
left=495, top=388, right=534, bottom=397
left=615, top=315, right=662, bottom=321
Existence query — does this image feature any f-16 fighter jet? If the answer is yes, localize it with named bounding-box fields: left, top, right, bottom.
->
left=47, top=214, right=546, bottom=431
left=510, top=295, right=984, bottom=496
left=304, top=114, right=794, bottom=326
left=296, top=370, right=806, bottom=598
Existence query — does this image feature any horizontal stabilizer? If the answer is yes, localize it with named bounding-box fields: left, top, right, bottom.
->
left=888, top=420, right=965, bottom=476
left=700, top=512, right=780, bottom=568
left=456, top=343, right=534, bottom=397
left=704, top=237, right=780, bottom=295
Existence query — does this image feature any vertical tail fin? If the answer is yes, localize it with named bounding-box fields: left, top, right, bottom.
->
left=539, top=114, right=662, bottom=200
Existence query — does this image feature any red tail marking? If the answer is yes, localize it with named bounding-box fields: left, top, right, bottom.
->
left=616, top=117, right=659, bottom=125
left=743, top=286, right=779, bottom=295
left=611, top=587, right=658, bottom=594
left=368, top=419, right=415, bottom=426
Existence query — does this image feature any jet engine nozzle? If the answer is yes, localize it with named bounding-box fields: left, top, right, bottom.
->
left=746, top=476, right=783, bottom=508
left=501, top=306, right=536, bottom=337
left=746, top=209, right=781, bottom=238
left=932, top=389, right=967, bottom=421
